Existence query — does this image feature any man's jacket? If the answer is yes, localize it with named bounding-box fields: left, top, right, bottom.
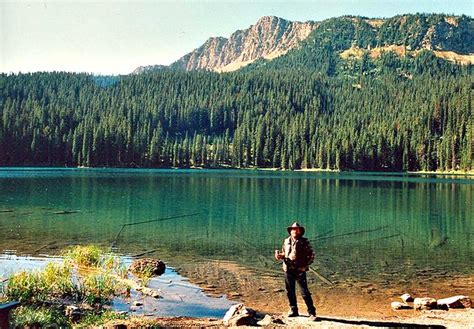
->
left=281, top=236, right=315, bottom=272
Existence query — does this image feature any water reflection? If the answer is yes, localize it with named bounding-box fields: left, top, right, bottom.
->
left=0, top=169, right=472, bottom=283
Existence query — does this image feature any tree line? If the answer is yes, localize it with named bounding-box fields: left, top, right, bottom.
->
left=0, top=59, right=472, bottom=171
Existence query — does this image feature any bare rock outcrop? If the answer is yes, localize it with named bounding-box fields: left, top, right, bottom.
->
left=171, top=16, right=317, bottom=72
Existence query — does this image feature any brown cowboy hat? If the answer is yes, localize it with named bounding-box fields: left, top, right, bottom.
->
left=287, top=222, right=305, bottom=235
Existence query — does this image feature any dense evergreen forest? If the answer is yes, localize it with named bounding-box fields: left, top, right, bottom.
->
left=1, top=14, right=472, bottom=171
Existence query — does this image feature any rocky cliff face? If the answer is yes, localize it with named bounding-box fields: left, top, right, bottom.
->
left=171, top=16, right=316, bottom=72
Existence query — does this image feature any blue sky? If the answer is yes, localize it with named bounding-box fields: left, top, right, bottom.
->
left=1, top=0, right=472, bottom=75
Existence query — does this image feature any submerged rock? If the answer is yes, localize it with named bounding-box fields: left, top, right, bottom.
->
left=414, top=297, right=437, bottom=310
left=437, top=295, right=472, bottom=309
left=129, top=258, right=166, bottom=276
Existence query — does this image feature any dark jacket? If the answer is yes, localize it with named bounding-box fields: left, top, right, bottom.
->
left=281, top=236, right=315, bottom=272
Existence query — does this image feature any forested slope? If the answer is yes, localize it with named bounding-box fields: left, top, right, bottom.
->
left=1, top=14, right=472, bottom=171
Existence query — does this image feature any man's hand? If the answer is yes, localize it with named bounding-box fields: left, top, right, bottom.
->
left=274, top=250, right=284, bottom=260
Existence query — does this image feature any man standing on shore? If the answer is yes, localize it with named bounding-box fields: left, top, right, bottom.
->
left=275, top=222, right=317, bottom=321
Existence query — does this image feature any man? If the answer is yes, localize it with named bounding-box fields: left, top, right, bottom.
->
left=275, top=222, right=317, bottom=320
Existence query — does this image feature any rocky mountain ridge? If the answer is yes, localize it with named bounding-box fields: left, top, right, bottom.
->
left=171, top=16, right=316, bottom=72
left=133, top=14, right=473, bottom=74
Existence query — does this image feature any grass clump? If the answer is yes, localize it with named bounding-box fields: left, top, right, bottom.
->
left=64, top=245, right=103, bottom=267
left=76, top=310, right=127, bottom=327
left=64, top=245, right=128, bottom=278
left=11, top=306, right=69, bottom=327
left=6, top=246, right=130, bottom=313
left=11, top=306, right=128, bottom=328
left=6, top=262, right=76, bottom=303
left=5, top=245, right=133, bottom=326
left=131, top=265, right=155, bottom=286
left=80, top=272, right=120, bottom=305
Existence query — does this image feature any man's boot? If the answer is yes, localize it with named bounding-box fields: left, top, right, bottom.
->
left=287, top=307, right=299, bottom=317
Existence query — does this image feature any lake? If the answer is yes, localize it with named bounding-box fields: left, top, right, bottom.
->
left=0, top=168, right=472, bottom=285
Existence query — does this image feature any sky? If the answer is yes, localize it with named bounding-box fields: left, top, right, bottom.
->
left=1, top=0, right=472, bottom=75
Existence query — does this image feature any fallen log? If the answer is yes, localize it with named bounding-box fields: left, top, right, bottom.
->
left=132, top=248, right=161, bottom=258
left=111, top=213, right=200, bottom=247
left=308, top=266, right=334, bottom=285
left=34, top=241, right=56, bottom=253
left=53, top=210, right=78, bottom=215
left=312, top=226, right=388, bottom=242
left=313, top=229, right=333, bottom=239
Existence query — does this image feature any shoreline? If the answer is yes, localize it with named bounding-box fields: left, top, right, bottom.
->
left=2, top=249, right=473, bottom=328
left=172, top=258, right=474, bottom=328
left=1, top=165, right=473, bottom=176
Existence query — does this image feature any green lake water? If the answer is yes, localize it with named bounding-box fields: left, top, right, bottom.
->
left=0, top=168, right=472, bottom=284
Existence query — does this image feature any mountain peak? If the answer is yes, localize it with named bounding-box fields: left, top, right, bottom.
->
left=169, top=16, right=316, bottom=72
left=255, top=15, right=287, bottom=24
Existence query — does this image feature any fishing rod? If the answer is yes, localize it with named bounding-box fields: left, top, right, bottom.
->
left=111, top=212, right=201, bottom=249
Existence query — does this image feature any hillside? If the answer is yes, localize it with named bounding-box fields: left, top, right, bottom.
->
left=246, top=14, right=473, bottom=72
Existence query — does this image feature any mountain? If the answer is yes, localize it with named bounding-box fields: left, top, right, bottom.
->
left=138, top=16, right=316, bottom=73
left=246, top=14, right=473, bottom=72
left=134, top=14, right=473, bottom=74
left=2, top=14, right=471, bottom=171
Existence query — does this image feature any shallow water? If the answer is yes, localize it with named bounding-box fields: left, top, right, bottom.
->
left=0, top=168, right=472, bottom=284
left=0, top=254, right=234, bottom=318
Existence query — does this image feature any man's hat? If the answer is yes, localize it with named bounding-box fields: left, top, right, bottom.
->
left=287, top=222, right=305, bottom=235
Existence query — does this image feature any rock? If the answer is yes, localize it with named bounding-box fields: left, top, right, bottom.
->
left=401, top=293, right=414, bottom=303
left=365, top=287, right=376, bottom=293
left=257, top=314, right=285, bottom=326
left=115, top=311, right=128, bottom=316
left=141, top=287, right=160, bottom=298
left=228, top=291, right=241, bottom=298
left=391, top=302, right=412, bottom=310
left=437, top=295, right=472, bottom=309
left=129, top=258, right=166, bottom=277
left=223, top=303, right=257, bottom=326
left=414, top=297, right=437, bottom=310
left=152, top=16, right=317, bottom=73
left=232, top=315, right=257, bottom=326
left=65, top=305, right=82, bottom=322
